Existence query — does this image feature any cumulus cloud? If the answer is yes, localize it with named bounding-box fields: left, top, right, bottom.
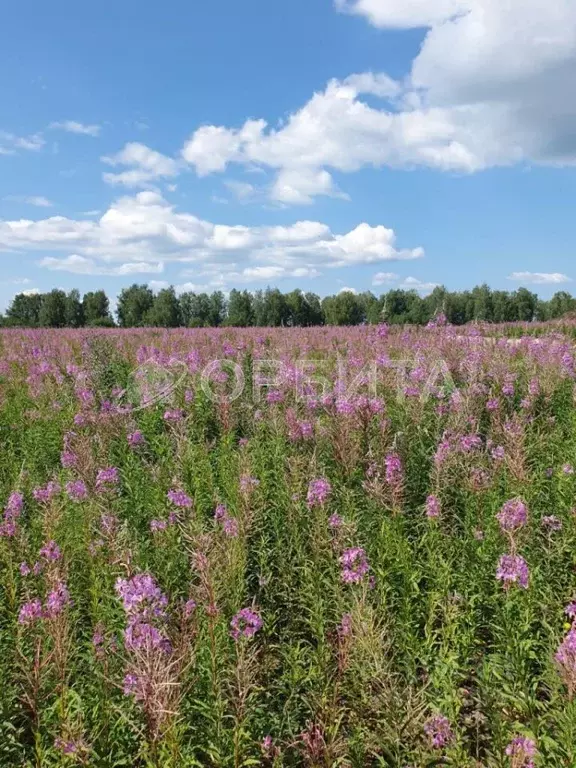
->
left=102, top=143, right=180, bottom=187
left=372, top=271, right=399, bottom=285
left=39, top=255, right=165, bottom=276
left=49, top=121, right=101, bottom=137
left=0, top=191, right=422, bottom=286
left=507, top=271, right=572, bottom=285
left=109, top=0, right=576, bottom=203
left=400, top=276, right=440, bottom=294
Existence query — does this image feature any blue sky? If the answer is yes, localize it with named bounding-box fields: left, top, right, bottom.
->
left=1, top=0, right=576, bottom=310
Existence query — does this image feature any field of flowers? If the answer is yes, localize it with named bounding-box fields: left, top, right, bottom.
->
left=2, top=322, right=576, bottom=767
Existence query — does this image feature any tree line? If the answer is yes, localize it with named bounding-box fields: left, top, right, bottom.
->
left=2, top=283, right=576, bottom=329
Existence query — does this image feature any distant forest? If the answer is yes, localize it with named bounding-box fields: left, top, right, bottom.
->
left=2, top=283, right=576, bottom=328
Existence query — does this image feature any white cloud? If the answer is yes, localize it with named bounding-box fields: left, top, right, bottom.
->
left=49, top=121, right=101, bottom=137
left=0, top=191, right=422, bottom=285
left=400, top=276, right=440, bottom=294
left=0, top=131, right=45, bottom=153
left=335, top=0, right=469, bottom=29
left=39, top=255, right=165, bottom=276
left=4, top=195, right=53, bottom=207
left=224, top=180, right=256, bottom=202
left=21, top=288, right=40, bottom=296
left=372, top=271, right=399, bottom=285
left=339, top=286, right=358, bottom=294
left=507, top=271, right=572, bottom=285
left=102, top=143, right=179, bottom=187
left=87, top=1, right=568, bottom=203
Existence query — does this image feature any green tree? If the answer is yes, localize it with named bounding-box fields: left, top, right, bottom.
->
left=117, top=284, right=154, bottom=327
left=226, top=289, right=255, bottom=326
left=83, top=290, right=113, bottom=326
left=5, top=292, right=44, bottom=327
left=64, top=289, right=85, bottom=328
left=38, top=289, right=67, bottom=327
left=147, top=287, right=182, bottom=327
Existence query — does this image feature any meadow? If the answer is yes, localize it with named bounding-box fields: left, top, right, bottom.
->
left=1, top=321, right=576, bottom=767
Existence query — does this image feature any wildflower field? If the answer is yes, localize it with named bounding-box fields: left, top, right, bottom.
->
left=2, top=322, right=576, bottom=767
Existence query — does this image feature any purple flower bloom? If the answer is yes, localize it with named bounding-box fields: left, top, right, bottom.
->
left=5, top=491, right=24, bottom=519
left=167, top=489, right=193, bottom=508
left=497, top=498, right=528, bottom=533
left=150, top=519, right=168, bottom=533
left=44, top=582, right=71, bottom=618
left=460, top=434, right=483, bottom=453
left=32, top=481, right=60, bottom=503
left=124, top=621, right=171, bottom=654
left=230, top=607, right=263, bottom=640
left=556, top=626, right=576, bottom=696
left=563, top=464, right=575, bottom=475
left=123, top=672, right=143, bottom=699
left=65, top=480, right=88, bottom=502
left=491, top=445, right=505, bottom=461
left=222, top=517, right=239, bottom=538
left=426, top=494, right=441, bottom=519
left=240, top=474, right=260, bottom=494
left=19, top=562, right=31, bottom=576
left=184, top=599, right=197, bottom=618
left=39, top=540, right=62, bottom=562
left=307, top=477, right=331, bottom=507
left=18, top=598, right=43, bottom=625
left=95, top=466, right=119, bottom=491
left=61, top=450, right=78, bottom=469
left=505, top=736, right=537, bottom=767
left=424, top=714, right=455, bottom=749
left=339, top=547, right=370, bottom=584
left=385, top=453, right=403, bottom=485
left=115, top=573, right=168, bottom=620
left=127, top=430, right=145, bottom=447
left=164, top=409, right=184, bottom=422
left=486, top=398, right=500, bottom=411
left=328, top=513, right=343, bottom=529
left=338, top=613, right=353, bottom=638
left=496, top=554, right=530, bottom=590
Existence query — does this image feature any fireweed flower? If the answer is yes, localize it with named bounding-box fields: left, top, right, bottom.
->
left=167, top=489, right=193, bottom=508
left=44, top=582, right=72, bottom=618
left=230, top=608, right=263, bottom=640
left=32, top=481, right=60, bottom=503
left=95, top=466, right=119, bottom=492
left=239, top=474, right=260, bottom=494
left=497, top=499, right=528, bottom=533
left=150, top=519, right=168, bottom=533
left=385, top=453, right=403, bottom=485
left=426, top=495, right=441, bottom=519
left=563, top=464, right=574, bottom=475
left=338, top=613, right=353, bottom=638
left=60, top=450, right=78, bottom=469
left=339, top=547, right=370, bottom=584
left=19, top=562, right=31, bottom=576
left=222, top=517, right=239, bottom=538
left=505, top=736, right=537, bottom=767
left=307, top=478, right=331, bottom=507
left=163, top=409, right=184, bottom=422
left=18, top=598, right=43, bottom=625
left=115, top=573, right=168, bottom=620
left=424, top=714, right=455, bottom=749
left=328, top=513, right=343, bottom=529
left=4, top=491, right=23, bottom=518
left=124, top=621, right=172, bottom=654
left=66, top=480, right=88, bottom=502
left=127, top=430, right=145, bottom=447
left=39, top=540, right=62, bottom=562
left=496, top=554, right=530, bottom=590
left=555, top=625, right=576, bottom=697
